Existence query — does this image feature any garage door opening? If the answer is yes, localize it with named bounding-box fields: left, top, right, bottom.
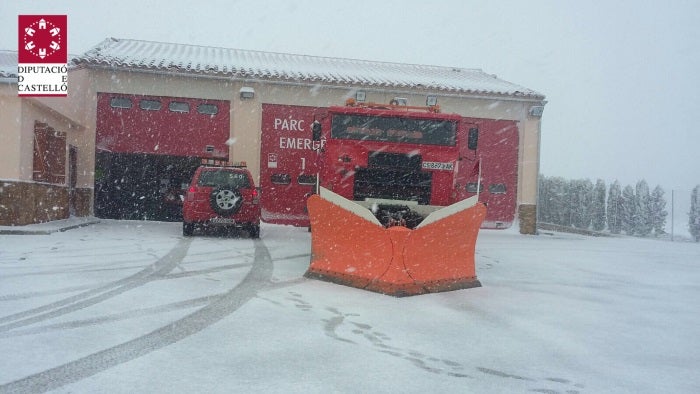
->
left=95, top=152, right=201, bottom=221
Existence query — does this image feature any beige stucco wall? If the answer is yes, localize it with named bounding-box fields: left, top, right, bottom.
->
left=519, top=113, right=543, bottom=206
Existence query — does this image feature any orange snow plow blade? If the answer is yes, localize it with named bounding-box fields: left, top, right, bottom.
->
left=305, top=187, right=487, bottom=297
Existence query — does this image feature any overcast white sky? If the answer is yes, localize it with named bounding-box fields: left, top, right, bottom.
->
left=2, top=0, right=699, bottom=192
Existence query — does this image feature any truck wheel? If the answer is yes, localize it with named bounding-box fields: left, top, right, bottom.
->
left=183, top=222, right=194, bottom=236
left=249, top=225, right=260, bottom=239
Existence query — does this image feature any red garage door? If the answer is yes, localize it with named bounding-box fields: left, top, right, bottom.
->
left=96, top=93, right=230, bottom=158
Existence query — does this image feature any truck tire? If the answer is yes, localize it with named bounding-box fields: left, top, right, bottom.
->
left=248, top=224, right=260, bottom=239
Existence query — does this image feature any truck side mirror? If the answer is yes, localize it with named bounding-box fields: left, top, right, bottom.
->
left=468, top=128, right=479, bottom=150
left=312, top=120, right=322, bottom=141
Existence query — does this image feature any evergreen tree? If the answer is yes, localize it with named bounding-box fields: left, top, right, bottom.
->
left=546, top=176, right=570, bottom=226
left=649, top=185, right=668, bottom=237
left=569, top=179, right=594, bottom=229
left=538, top=175, right=552, bottom=224
left=607, top=180, right=623, bottom=234
left=635, top=180, right=653, bottom=236
left=567, top=180, right=581, bottom=228
left=537, top=176, right=674, bottom=238
left=621, top=185, right=636, bottom=235
left=690, top=185, right=700, bottom=242
left=592, top=179, right=607, bottom=231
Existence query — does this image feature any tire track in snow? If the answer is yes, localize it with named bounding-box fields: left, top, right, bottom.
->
left=0, top=239, right=273, bottom=393
left=0, top=295, right=214, bottom=338
left=0, top=284, right=98, bottom=302
left=0, top=238, right=192, bottom=331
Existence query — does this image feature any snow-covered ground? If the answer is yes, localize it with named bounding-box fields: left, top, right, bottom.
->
left=0, top=220, right=698, bottom=393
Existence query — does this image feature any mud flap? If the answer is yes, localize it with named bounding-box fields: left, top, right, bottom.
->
left=305, top=187, right=486, bottom=296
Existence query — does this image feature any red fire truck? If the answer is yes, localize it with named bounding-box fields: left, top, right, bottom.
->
left=313, top=100, right=476, bottom=225
left=304, top=101, right=494, bottom=296
left=259, top=101, right=518, bottom=229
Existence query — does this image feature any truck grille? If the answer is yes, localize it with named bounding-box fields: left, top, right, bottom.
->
left=354, top=152, right=432, bottom=204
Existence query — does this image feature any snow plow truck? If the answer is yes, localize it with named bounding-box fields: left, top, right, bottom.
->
left=305, top=99, right=487, bottom=296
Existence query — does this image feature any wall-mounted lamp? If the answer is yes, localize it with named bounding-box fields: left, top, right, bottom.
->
left=426, top=95, right=438, bottom=106
left=529, top=105, right=544, bottom=117
left=355, top=90, right=366, bottom=102
left=239, top=86, right=255, bottom=100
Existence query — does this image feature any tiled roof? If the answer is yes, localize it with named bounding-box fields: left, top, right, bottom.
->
left=74, top=38, right=544, bottom=99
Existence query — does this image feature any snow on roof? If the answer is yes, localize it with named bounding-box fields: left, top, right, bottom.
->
left=74, top=38, right=544, bottom=99
left=0, top=50, right=18, bottom=79
left=0, top=50, right=79, bottom=80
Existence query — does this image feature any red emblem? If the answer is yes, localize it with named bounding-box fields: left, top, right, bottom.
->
left=18, top=15, right=67, bottom=63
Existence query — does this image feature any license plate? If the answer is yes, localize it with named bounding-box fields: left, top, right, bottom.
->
left=421, top=161, right=454, bottom=171
left=210, top=217, right=236, bottom=225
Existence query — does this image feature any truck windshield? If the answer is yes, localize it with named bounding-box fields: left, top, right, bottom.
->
left=331, top=114, right=456, bottom=146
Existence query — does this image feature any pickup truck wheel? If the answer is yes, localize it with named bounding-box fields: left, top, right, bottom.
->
left=210, top=188, right=243, bottom=215
left=249, top=225, right=260, bottom=239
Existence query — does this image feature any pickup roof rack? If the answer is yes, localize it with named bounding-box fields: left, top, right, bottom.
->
left=200, top=159, right=247, bottom=168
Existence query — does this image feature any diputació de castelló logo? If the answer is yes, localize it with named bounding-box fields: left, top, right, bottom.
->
left=17, top=15, right=68, bottom=97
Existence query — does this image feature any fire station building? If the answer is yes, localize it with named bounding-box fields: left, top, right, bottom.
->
left=0, top=38, right=546, bottom=233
